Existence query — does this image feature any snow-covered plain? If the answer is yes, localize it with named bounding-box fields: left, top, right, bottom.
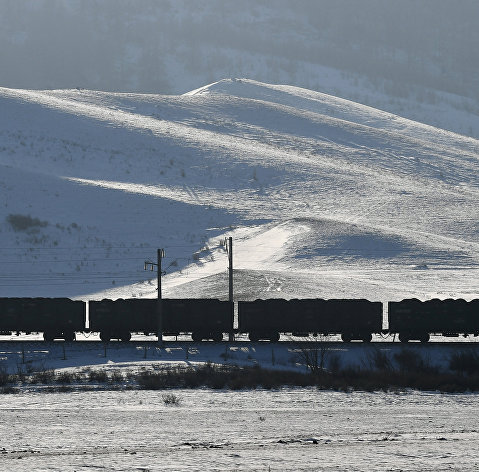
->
left=1, top=388, right=479, bottom=471
left=1, top=338, right=479, bottom=471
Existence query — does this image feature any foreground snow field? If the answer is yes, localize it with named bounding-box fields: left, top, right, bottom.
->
left=0, top=388, right=478, bottom=471
left=2, top=338, right=479, bottom=470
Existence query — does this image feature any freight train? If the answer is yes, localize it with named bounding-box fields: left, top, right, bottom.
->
left=1, top=297, right=478, bottom=343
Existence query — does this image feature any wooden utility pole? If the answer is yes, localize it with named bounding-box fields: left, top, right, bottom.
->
left=144, top=249, right=165, bottom=346
left=226, top=237, right=234, bottom=341
left=157, top=248, right=164, bottom=345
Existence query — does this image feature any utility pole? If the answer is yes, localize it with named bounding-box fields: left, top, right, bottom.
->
left=225, top=237, right=234, bottom=341
left=144, top=248, right=165, bottom=346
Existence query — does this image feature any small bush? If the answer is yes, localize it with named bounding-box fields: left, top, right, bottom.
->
left=449, top=350, right=479, bottom=376
left=30, top=369, right=55, bottom=384
left=0, top=368, right=10, bottom=386
left=137, top=371, right=169, bottom=390
left=110, top=371, right=124, bottom=383
left=88, top=370, right=109, bottom=383
left=292, top=336, right=331, bottom=374
left=394, top=349, right=437, bottom=374
left=162, top=393, right=181, bottom=406
left=7, top=214, right=48, bottom=232
left=328, top=354, right=342, bottom=373
left=56, top=372, right=75, bottom=384
left=363, top=348, right=393, bottom=371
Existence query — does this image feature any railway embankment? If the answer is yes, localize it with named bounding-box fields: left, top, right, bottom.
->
left=1, top=340, right=479, bottom=393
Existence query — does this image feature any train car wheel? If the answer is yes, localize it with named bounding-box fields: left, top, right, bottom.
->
left=361, top=333, right=372, bottom=343
left=100, top=331, right=111, bottom=342
left=64, top=332, right=75, bottom=342
left=398, top=333, right=409, bottom=343
left=191, top=331, right=203, bottom=342
left=341, top=333, right=352, bottom=343
left=120, top=332, right=132, bottom=342
left=43, top=331, right=55, bottom=342
left=269, top=332, right=280, bottom=343
left=248, top=332, right=259, bottom=342
left=419, top=333, right=430, bottom=343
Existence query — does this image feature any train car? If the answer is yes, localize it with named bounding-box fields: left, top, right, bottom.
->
left=388, top=298, right=479, bottom=342
left=0, top=297, right=85, bottom=341
left=89, top=298, right=232, bottom=342
left=162, top=298, right=232, bottom=341
left=238, top=298, right=383, bottom=342
left=89, top=299, right=154, bottom=341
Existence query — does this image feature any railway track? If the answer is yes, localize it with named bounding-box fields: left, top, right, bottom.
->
left=1, top=339, right=479, bottom=347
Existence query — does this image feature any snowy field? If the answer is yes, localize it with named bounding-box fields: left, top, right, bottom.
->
left=0, top=388, right=478, bottom=471
left=2, top=337, right=478, bottom=471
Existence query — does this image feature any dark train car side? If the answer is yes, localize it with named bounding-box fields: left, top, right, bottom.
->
left=163, top=298, right=231, bottom=341
left=388, top=298, right=479, bottom=342
left=89, top=298, right=153, bottom=341
left=0, top=297, right=85, bottom=341
left=89, top=298, right=231, bottom=342
left=238, top=298, right=383, bottom=342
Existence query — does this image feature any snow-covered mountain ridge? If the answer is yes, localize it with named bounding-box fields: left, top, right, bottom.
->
left=3, top=1, right=479, bottom=139
left=1, top=79, right=478, bottom=302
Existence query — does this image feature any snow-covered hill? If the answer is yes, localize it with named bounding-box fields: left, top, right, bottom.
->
left=2, top=1, right=479, bottom=138
left=1, top=79, right=478, bottom=302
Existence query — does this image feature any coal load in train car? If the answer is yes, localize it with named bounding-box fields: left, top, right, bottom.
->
left=237, top=298, right=382, bottom=342
left=388, top=298, right=479, bottom=343
left=89, top=298, right=231, bottom=342
left=0, top=297, right=85, bottom=341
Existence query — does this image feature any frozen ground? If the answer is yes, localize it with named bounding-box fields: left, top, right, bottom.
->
left=0, top=388, right=478, bottom=471
left=1, top=338, right=479, bottom=471
left=0, top=335, right=477, bottom=378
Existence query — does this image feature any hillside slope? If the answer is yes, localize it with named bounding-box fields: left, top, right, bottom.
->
left=2, top=0, right=479, bottom=139
left=1, top=79, right=478, bottom=301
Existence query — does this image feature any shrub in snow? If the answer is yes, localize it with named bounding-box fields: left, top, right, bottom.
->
left=88, top=370, right=109, bottom=383
left=56, top=372, right=74, bottom=384
left=6, top=213, right=48, bottom=232
left=449, top=350, right=479, bottom=376
left=30, top=369, right=55, bottom=384
left=0, top=368, right=10, bottom=386
left=291, top=335, right=331, bottom=375
left=362, top=347, right=393, bottom=372
left=394, top=349, right=437, bottom=374
left=109, top=371, right=124, bottom=383
left=162, top=393, right=181, bottom=406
